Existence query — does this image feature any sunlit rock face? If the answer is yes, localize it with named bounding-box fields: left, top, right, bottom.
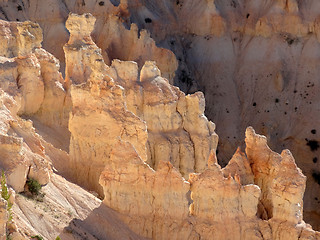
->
left=121, top=0, right=320, bottom=228
left=100, top=125, right=320, bottom=239
left=0, top=19, right=62, bottom=193
left=1, top=1, right=319, bottom=226
left=0, top=2, right=319, bottom=239
left=66, top=13, right=217, bottom=196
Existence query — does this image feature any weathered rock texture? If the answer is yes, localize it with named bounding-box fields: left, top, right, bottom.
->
left=1, top=0, right=320, bottom=227
left=111, top=59, right=218, bottom=178
left=100, top=126, right=320, bottom=240
left=121, top=0, right=320, bottom=228
left=0, top=3, right=319, bottom=240
left=0, top=0, right=178, bottom=82
left=66, top=13, right=217, bottom=196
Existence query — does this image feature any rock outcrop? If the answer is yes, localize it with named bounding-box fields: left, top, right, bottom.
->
left=66, top=13, right=217, bottom=196
left=111, top=59, right=218, bottom=178
left=0, top=19, right=67, bottom=193
left=100, top=125, right=320, bottom=240
left=0, top=3, right=319, bottom=240
left=2, top=0, right=320, bottom=226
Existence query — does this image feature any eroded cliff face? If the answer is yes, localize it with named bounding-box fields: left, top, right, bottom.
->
left=63, top=13, right=320, bottom=240
left=0, top=1, right=319, bottom=227
left=0, top=20, right=58, bottom=192
left=99, top=125, right=320, bottom=240
left=122, top=0, right=320, bottom=228
left=0, top=3, right=319, bottom=240
left=66, top=13, right=217, bottom=196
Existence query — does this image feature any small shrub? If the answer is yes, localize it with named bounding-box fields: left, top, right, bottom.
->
left=1, top=171, right=12, bottom=221
left=26, top=179, right=41, bottom=195
left=31, top=235, right=44, bottom=240
left=56, top=236, right=61, bottom=240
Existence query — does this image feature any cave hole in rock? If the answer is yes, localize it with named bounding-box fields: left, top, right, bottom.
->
left=275, top=98, right=279, bottom=103
left=109, top=0, right=120, bottom=6
left=186, top=190, right=193, bottom=206
left=246, top=13, right=250, bottom=18
left=98, top=1, right=104, bottom=6
left=312, top=171, right=320, bottom=185
left=313, top=157, right=318, bottom=163
left=306, top=139, right=320, bottom=152
left=145, top=18, right=152, bottom=23
left=252, top=102, right=256, bottom=107
left=17, top=5, right=22, bottom=11
left=311, top=129, right=317, bottom=135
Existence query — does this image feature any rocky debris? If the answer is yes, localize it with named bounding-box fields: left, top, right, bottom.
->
left=0, top=91, right=50, bottom=192
left=11, top=173, right=144, bottom=240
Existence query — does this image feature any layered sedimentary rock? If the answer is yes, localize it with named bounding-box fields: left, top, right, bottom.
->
left=111, top=59, right=218, bottom=178
left=121, top=0, right=320, bottom=227
left=99, top=140, right=192, bottom=239
left=67, top=13, right=217, bottom=197
left=100, top=125, right=320, bottom=240
left=1, top=0, right=320, bottom=226
left=0, top=3, right=319, bottom=240
left=0, top=0, right=178, bottom=81
left=0, top=19, right=69, bottom=193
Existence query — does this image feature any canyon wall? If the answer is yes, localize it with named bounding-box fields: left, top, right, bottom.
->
left=64, top=13, right=320, bottom=240
left=0, top=2, right=319, bottom=239
left=66, top=13, right=217, bottom=195
left=0, top=0, right=319, bottom=227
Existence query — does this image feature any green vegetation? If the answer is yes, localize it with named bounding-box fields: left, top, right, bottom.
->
left=1, top=171, right=13, bottom=240
left=55, top=236, right=61, bottom=240
left=1, top=171, right=12, bottom=220
left=26, top=178, right=41, bottom=195
left=31, top=235, right=44, bottom=240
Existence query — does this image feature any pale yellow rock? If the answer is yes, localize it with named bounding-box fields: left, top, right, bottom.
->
left=111, top=59, right=218, bottom=178
left=66, top=14, right=148, bottom=196
left=0, top=7, right=319, bottom=240
left=245, top=127, right=306, bottom=223
left=33, top=48, right=68, bottom=129
left=16, top=54, right=44, bottom=115
left=222, top=147, right=254, bottom=185
left=100, top=140, right=192, bottom=240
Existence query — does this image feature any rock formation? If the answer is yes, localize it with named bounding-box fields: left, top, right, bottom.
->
left=0, top=2, right=319, bottom=239
left=100, top=125, right=320, bottom=240
left=2, top=0, right=320, bottom=226
left=66, top=13, right=217, bottom=197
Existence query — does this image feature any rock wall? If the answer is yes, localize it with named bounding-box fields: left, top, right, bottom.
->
left=0, top=4, right=319, bottom=240
left=100, top=125, right=320, bottom=240
left=62, top=12, right=320, bottom=240
left=1, top=0, right=320, bottom=227
left=121, top=0, right=320, bottom=228
left=66, top=13, right=217, bottom=197
left=0, top=0, right=178, bottom=82
left=0, top=19, right=69, bottom=193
